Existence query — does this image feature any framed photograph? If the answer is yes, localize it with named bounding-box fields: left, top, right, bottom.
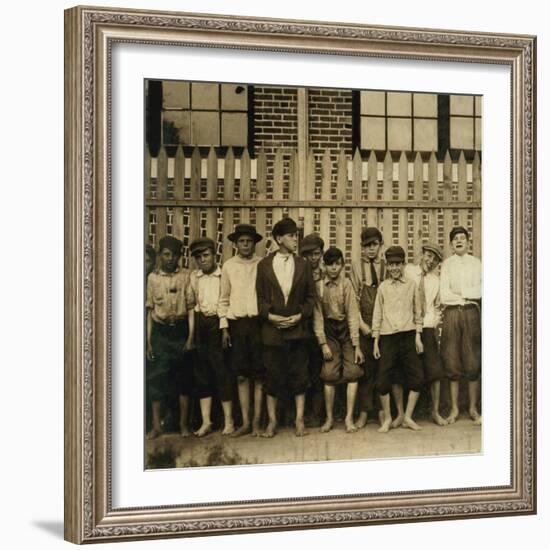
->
left=64, top=5, right=536, bottom=544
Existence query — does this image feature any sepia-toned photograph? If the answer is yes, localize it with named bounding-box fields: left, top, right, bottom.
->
left=144, top=78, right=482, bottom=469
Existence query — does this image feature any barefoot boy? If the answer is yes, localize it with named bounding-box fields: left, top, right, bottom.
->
left=218, top=224, right=264, bottom=436
left=256, top=217, right=316, bottom=438
left=313, top=247, right=364, bottom=433
left=350, top=227, right=386, bottom=428
left=189, top=237, right=235, bottom=437
left=440, top=226, right=482, bottom=425
left=372, top=246, right=424, bottom=433
left=146, top=236, right=195, bottom=439
left=404, top=242, right=447, bottom=426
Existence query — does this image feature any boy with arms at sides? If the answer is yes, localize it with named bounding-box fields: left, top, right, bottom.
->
left=189, top=237, right=235, bottom=437
left=440, top=226, right=482, bottom=425
left=146, top=236, right=195, bottom=439
left=313, top=247, right=364, bottom=433
left=404, top=243, right=448, bottom=426
left=218, top=224, right=264, bottom=437
left=299, top=233, right=326, bottom=426
left=350, top=227, right=386, bottom=429
left=256, top=217, right=316, bottom=438
left=372, top=246, right=424, bottom=433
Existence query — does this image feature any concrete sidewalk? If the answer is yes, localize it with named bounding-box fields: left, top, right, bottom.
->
left=146, top=417, right=481, bottom=469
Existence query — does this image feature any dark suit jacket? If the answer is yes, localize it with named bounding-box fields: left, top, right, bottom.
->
left=256, top=252, right=317, bottom=346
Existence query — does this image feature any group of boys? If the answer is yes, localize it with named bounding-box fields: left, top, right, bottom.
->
left=145, top=217, right=482, bottom=440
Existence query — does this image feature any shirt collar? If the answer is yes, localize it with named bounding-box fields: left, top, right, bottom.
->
left=364, top=257, right=381, bottom=264
left=196, top=266, right=221, bottom=278
left=389, top=275, right=406, bottom=284
left=275, top=251, right=293, bottom=260
left=156, top=267, right=181, bottom=276
left=325, top=272, right=344, bottom=287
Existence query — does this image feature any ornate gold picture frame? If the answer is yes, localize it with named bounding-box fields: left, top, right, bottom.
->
left=64, top=5, right=536, bottom=543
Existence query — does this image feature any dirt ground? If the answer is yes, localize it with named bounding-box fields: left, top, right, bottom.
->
left=146, top=416, right=481, bottom=469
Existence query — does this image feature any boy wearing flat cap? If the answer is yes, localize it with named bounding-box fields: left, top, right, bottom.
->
left=404, top=243, right=447, bottom=426
left=189, top=237, right=234, bottom=437
left=350, top=226, right=386, bottom=429
left=313, top=247, right=364, bottom=433
left=299, top=233, right=326, bottom=426
left=256, top=217, right=317, bottom=437
left=218, top=224, right=264, bottom=437
left=440, top=226, right=482, bottom=425
left=372, top=246, right=424, bottom=433
left=146, top=235, right=195, bottom=439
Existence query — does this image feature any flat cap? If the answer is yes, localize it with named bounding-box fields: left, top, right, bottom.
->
left=385, top=245, right=406, bottom=263
left=272, top=217, right=299, bottom=238
left=421, top=242, right=443, bottom=262
left=449, top=226, right=469, bottom=242
left=158, top=235, right=183, bottom=255
left=361, top=227, right=383, bottom=245
left=227, top=223, right=263, bottom=243
left=190, top=237, right=216, bottom=257
left=300, top=233, right=325, bottom=255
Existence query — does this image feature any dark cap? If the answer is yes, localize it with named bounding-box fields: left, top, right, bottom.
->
left=190, top=237, right=216, bottom=257
left=421, top=242, right=443, bottom=262
left=385, top=245, right=406, bottom=263
left=158, top=235, right=183, bottom=256
left=227, top=224, right=263, bottom=243
left=272, top=217, right=299, bottom=239
left=300, top=233, right=325, bottom=255
left=449, top=226, right=469, bottom=242
left=361, top=227, right=383, bottom=245
left=323, top=246, right=344, bottom=266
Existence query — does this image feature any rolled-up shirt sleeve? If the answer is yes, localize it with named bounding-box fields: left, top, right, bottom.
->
left=371, top=288, right=383, bottom=339
left=217, top=266, right=231, bottom=329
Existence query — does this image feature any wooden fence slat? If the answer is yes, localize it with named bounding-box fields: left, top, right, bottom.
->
left=428, top=152, right=438, bottom=246
left=272, top=149, right=284, bottom=231
left=320, top=150, right=331, bottom=247
left=472, top=152, right=482, bottom=258
left=255, top=149, right=267, bottom=257
left=412, top=152, right=423, bottom=262
left=240, top=149, right=251, bottom=224
left=351, top=149, right=363, bottom=263
left=457, top=151, right=468, bottom=229
left=303, top=150, right=315, bottom=235
left=367, top=151, right=378, bottom=227
left=190, top=147, right=201, bottom=246
left=156, top=147, right=168, bottom=242
left=289, top=150, right=300, bottom=222
left=172, top=146, right=185, bottom=241
left=335, top=150, right=347, bottom=251
left=206, top=147, right=218, bottom=241
left=397, top=151, right=408, bottom=254
left=382, top=151, right=393, bottom=246
left=443, top=150, right=453, bottom=258
left=222, top=148, right=236, bottom=262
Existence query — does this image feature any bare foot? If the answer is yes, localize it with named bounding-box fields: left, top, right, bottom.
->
left=262, top=422, right=277, bottom=438
left=432, top=411, right=448, bottom=426
left=194, top=423, right=213, bottom=437
left=345, top=419, right=358, bottom=433
left=230, top=423, right=251, bottom=437
left=391, top=414, right=404, bottom=429
left=180, top=427, right=191, bottom=438
left=221, top=422, right=235, bottom=436
left=446, top=408, right=459, bottom=425
left=378, top=418, right=392, bottom=433
left=295, top=420, right=309, bottom=437
left=355, top=412, right=368, bottom=429
left=320, top=418, right=333, bottom=433
left=469, top=410, right=482, bottom=426
left=146, top=428, right=163, bottom=440
left=402, top=417, right=422, bottom=431
left=251, top=419, right=262, bottom=437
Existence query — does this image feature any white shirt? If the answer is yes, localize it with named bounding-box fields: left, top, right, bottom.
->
left=190, top=266, right=222, bottom=317
left=404, top=263, right=441, bottom=328
left=440, top=253, right=482, bottom=306
left=272, top=252, right=295, bottom=305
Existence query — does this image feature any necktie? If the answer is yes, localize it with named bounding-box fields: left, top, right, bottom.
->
left=369, top=260, right=378, bottom=288
left=418, top=269, right=427, bottom=319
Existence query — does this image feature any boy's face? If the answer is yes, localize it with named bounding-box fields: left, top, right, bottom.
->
left=159, top=248, right=180, bottom=273
left=451, top=232, right=469, bottom=256
left=235, top=235, right=255, bottom=258
left=387, top=260, right=404, bottom=280
left=277, top=232, right=298, bottom=254
left=361, top=239, right=381, bottom=261
left=194, top=249, right=216, bottom=274
left=303, top=247, right=323, bottom=269
left=145, top=254, right=155, bottom=275
left=325, top=258, right=343, bottom=279
left=421, top=250, right=440, bottom=272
